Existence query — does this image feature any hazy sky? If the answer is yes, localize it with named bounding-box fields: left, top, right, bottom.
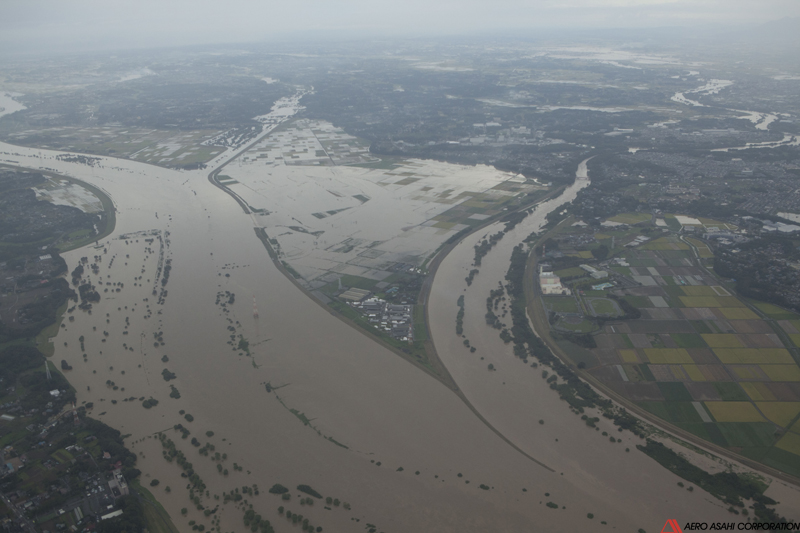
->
left=2, top=0, right=799, bottom=54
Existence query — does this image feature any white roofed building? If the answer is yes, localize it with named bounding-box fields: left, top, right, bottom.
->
left=539, top=266, right=570, bottom=295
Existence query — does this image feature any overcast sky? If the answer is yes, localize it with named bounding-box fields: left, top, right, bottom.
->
left=2, top=0, right=799, bottom=54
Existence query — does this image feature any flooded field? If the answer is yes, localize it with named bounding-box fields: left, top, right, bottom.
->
left=2, top=124, right=226, bottom=167
left=0, top=92, right=26, bottom=119
left=427, top=160, right=800, bottom=524
left=222, top=119, right=544, bottom=286
left=32, top=177, right=104, bottom=213
left=2, top=106, right=796, bottom=530
left=0, top=142, right=661, bottom=532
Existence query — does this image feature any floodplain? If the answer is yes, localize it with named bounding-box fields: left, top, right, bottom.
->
left=222, top=119, right=547, bottom=287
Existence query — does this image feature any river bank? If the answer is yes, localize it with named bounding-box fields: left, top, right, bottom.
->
left=0, top=143, right=656, bottom=532
left=426, top=157, right=800, bottom=525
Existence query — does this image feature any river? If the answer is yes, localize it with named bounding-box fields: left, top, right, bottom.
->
left=427, top=158, right=800, bottom=525
left=1, top=107, right=797, bottom=528
left=0, top=141, right=706, bottom=532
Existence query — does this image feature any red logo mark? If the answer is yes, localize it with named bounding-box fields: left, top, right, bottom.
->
left=661, top=520, right=684, bottom=533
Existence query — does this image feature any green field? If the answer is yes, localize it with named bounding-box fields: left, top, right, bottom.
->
left=705, top=402, right=766, bottom=423
left=657, top=382, right=693, bottom=401
left=51, top=449, right=74, bottom=464
left=641, top=237, right=690, bottom=251
left=543, top=296, right=580, bottom=313
left=558, top=319, right=596, bottom=333
left=775, top=433, right=800, bottom=456
left=760, top=447, right=800, bottom=478
left=554, top=267, right=587, bottom=278
left=644, top=348, right=694, bottom=364
left=680, top=296, right=746, bottom=308
left=701, top=334, right=744, bottom=348
left=752, top=301, right=800, bottom=319
left=756, top=402, right=800, bottom=428
left=713, top=382, right=749, bottom=401
left=671, top=333, right=708, bottom=348
left=638, top=401, right=705, bottom=425
left=608, top=212, right=652, bottom=225
left=663, top=215, right=683, bottom=231
left=587, top=298, right=620, bottom=316
left=686, top=237, right=715, bottom=258
left=760, top=365, right=800, bottom=382
left=740, top=382, right=777, bottom=402
left=719, top=307, right=760, bottom=320
left=712, top=348, right=793, bottom=364
left=624, top=295, right=652, bottom=308
left=682, top=365, right=706, bottom=381
left=681, top=285, right=716, bottom=296
left=717, top=422, right=777, bottom=448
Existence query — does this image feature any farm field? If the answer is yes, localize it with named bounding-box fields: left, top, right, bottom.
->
left=2, top=125, right=226, bottom=167
left=222, top=118, right=547, bottom=285
left=540, top=216, right=800, bottom=478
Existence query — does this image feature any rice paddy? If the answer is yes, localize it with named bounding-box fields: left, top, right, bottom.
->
left=682, top=365, right=706, bottom=381
left=705, top=401, right=766, bottom=423
left=558, top=234, right=800, bottom=478
left=682, top=285, right=718, bottom=296
left=680, top=296, right=746, bottom=308
left=644, top=348, right=694, bottom=364
left=719, top=307, right=760, bottom=320
left=740, top=382, right=778, bottom=402
left=759, top=365, right=800, bottom=382
left=754, top=301, right=800, bottom=320
left=608, top=212, right=652, bottom=225
left=755, top=402, right=800, bottom=427
left=775, top=432, right=800, bottom=456
left=702, top=334, right=745, bottom=348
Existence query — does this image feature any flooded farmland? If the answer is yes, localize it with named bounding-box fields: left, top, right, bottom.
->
left=0, top=142, right=681, bottom=531
left=220, top=118, right=545, bottom=286
left=1, top=136, right=796, bottom=531
left=2, top=29, right=799, bottom=532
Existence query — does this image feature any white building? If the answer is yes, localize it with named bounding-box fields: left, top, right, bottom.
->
left=539, top=266, right=570, bottom=295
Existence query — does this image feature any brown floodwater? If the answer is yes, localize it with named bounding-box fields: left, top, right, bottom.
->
left=4, top=135, right=798, bottom=530
left=427, top=158, right=800, bottom=524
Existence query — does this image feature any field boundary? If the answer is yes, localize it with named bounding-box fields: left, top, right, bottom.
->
left=525, top=224, right=800, bottom=488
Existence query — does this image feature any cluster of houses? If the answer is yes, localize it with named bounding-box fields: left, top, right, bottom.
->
left=349, top=297, right=414, bottom=341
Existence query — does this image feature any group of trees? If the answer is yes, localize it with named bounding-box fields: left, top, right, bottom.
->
left=637, top=440, right=784, bottom=522
left=1, top=278, right=75, bottom=342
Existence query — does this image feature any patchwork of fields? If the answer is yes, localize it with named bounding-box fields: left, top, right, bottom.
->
left=550, top=227, right=800, bottom=478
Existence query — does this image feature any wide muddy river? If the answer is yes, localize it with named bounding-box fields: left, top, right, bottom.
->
left=428, top=158, right=800, bottom=525
left=1, top=139, right=798, bottom=531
